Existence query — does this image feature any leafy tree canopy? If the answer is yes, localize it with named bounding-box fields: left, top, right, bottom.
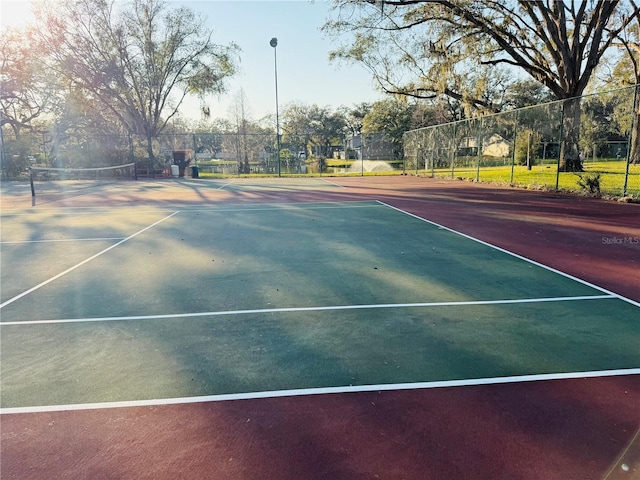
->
left=34, top=0, right=239, bottom=165
left=324, top=1, right=638, bottom=112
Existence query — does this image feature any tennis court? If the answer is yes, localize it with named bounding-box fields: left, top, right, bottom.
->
left=1, top=176, right=639, bottom=479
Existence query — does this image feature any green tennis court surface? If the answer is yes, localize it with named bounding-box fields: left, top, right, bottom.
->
left=1, top=201, right=638, bottom=411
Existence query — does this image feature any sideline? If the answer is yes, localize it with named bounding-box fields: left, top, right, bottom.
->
left=378, top=201, right=640, bottom=309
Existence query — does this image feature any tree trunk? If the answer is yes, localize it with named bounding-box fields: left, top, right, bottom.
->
left=146, top=134, right=155, bottom=176
left=560, top=97, right=583, bottom=172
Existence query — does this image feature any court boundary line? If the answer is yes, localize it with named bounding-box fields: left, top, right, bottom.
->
left=0, top=200, right=377, bottom=216
left=218, top=177, right=345, bottom=191
left=0, top=211, right=179, bottom=310
left=377, top=201, right=640, bottom=309
left=2, top=368, right=638, bottom=415
left=320, top=178, right=346, bottom=188
left=602, top=426, right=640, bottom=480
left=0, top=294, right=616, bottom=326
left=0, top=237, right=126, bottom=245
left=176, top=201, right=377, bottom=213
left=0, top=208, right=178, bottom=216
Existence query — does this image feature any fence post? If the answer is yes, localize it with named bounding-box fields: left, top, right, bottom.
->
left=555, top=100, right=565, bottom=191
left=0, top=125, right=6, bottom=182
left=29, top=167, right=36, bottom=206
left=128, top=133, right=134, bottom=166
left=510, top=122, right=516, bottom=185
left=623, top=84, right=638, bottom=197
left=361, top=134, right=365, bottom=176
left=476, top=118, right=483, bottom=182
left=451, top=123, right=456, bottom=179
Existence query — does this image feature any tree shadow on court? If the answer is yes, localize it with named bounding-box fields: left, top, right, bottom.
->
left=2, top=203, right=638, bottom=404
left=2, top=178, right=639, bottom=479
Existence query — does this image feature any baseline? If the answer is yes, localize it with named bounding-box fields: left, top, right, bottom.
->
left=2, top=368, right=638, bottom=415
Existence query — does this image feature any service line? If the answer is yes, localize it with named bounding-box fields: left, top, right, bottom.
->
left=0, top=237, right=126, bottom=245
left=1, top=294, right=616, bottom=326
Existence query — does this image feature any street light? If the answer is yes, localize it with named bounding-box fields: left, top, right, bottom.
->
left=270, top=37, right=281, bottom=177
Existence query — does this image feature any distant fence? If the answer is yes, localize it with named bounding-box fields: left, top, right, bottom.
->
left=404, top=85, right=640, bottom=198
left=3, top=86, right=639, bottom=198
left=0, top=129, right=402, bottom=178
left=0, top=131, right=281, bottom=177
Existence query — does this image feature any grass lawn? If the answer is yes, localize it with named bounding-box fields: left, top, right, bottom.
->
left=425, top=160, right=639, bottom=198
left=195, top=158, right=638, bottom=198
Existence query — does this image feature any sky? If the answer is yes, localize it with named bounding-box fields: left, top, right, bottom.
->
left=179, top=0, right=384, bottom=121
left=0, top=0, right=385, bottom=121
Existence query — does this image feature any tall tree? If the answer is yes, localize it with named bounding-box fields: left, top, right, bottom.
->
left=0, top=27, right=55, bottom=137
left=281, top=103, right=346, bottom=158
left=503, top=79, right=556, bottom=110
left=36, top=0, right=238, bottom=171
left=611, top=1, right=640, bottom=164
left=363, top=98, right=415, bottom=157
left=338, top=102, right=372, bottom=136
left=1, top=25, right=64, bottom=176
left=325, top=0, right=638, bottom=171
left=228, top=89, right=247, bottom=173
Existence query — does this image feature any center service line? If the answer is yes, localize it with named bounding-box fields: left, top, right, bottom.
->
left=0, top=211, right=180, bottom=310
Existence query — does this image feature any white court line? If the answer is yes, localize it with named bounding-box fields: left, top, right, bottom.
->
left=377, top=201, right=640, bottom=309
left=0, top=237, right=125, bottom=244
left=0, top=211, right=180, bottom=310
left=2, top=368, right=638, bottom=415
left=0, top=200, right=375, bottom=217
left=178, top=201, right=377, bottom=213
left=0, top=294, right=616, bottom=326
left=319, top=178, right=345, bottom=188
left=218, top=178, right=343, bottom=189
left=0, top=208, right=176, bottom=216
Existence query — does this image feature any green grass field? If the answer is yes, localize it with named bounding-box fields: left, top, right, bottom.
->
left=194, top=157, right=638, bottom=198
left=428, top=160, right=639, bottom=198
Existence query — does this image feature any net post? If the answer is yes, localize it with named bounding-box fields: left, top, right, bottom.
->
left=29, top=167, right=36, bottom=206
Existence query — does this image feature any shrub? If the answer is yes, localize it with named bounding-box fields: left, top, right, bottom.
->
left=576, top=172, right=601, bottom=196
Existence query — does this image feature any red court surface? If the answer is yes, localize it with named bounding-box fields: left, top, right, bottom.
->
left=1, top=176, right=639, bottom=479
left=2, top=376, right=638, bottom=480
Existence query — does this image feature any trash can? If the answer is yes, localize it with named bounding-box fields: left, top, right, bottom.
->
left=191, top=165, right=199, bottom=178
left=170, top=164, right=179, bottom=177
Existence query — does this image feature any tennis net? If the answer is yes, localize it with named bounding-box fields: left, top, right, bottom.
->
left=29, top=163, right=137, bottom=205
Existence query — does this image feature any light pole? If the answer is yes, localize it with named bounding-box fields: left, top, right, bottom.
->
left=270, top=37, right=281, bottom=177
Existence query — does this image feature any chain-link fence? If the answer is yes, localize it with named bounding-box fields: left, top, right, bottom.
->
left=4, top=86, right=638, bottom=194
left=0, top=130, right=134, bottom=180
left=404, top=85, right=640, bottom=198
left=0, top=131, right=277, bottom=178
left=0, top=129, right=404, bottom=178
left=133, top=132, right=283, bottom=176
